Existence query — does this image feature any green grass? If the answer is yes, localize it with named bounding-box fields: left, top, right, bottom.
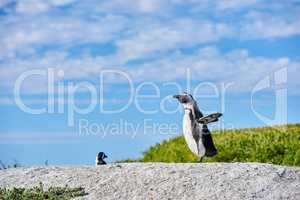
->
left=124, top=124, right=300, bottom=166
left=0, top=182, right=87, bottom=200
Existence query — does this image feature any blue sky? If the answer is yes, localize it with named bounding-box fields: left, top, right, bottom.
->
left=0, top=0, right=299, bottom=166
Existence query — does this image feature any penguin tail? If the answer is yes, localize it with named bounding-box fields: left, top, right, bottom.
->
left=202, top=132, right=218, bottom=157
left=205, top=149, right=217, bottom=157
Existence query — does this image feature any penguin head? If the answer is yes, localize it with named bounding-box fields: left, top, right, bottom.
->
left=97, top=152, right=107, bottom=161
left=173, top=92, right=203, bottom=119
left=173, top=92, right=195, bottom=104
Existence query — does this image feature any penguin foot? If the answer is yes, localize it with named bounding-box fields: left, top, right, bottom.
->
left=198, top=157, right=204, bottom=163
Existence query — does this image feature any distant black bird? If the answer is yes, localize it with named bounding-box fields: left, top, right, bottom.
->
left=95, top=152, right=107, bottom=165
left=173, top=92, right=222, bottom=162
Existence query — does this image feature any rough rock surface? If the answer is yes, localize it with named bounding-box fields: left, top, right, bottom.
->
left=1, top=163, right=300, bottom=200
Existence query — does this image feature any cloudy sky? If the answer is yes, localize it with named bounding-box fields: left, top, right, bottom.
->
left=0, top=0, right=299, bottom=165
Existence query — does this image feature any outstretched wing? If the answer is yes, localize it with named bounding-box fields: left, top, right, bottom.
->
left=197, top=113, right=222, bottom=124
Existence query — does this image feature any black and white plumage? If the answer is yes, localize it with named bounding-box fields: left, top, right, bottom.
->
left=173, top=93, right=220, bottom=161
left=197, top=113, right=222, bottom=124
left=95, top=152, right=107, bottom=165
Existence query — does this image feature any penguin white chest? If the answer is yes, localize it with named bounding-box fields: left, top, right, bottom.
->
left=182, top=112, right=199, bottom=156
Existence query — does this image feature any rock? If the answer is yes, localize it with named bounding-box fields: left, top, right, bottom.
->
left=0, top=163, right=300, bottom=200
left=276, top=167, right=286, bottom=177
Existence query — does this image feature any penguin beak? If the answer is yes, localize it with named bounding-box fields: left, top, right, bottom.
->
left=173, top=94, right=189, bottom=103
left=173, top=95, right=180, bottom=99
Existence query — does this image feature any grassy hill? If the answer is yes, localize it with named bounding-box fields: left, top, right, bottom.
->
left=131, top=124, right=300, bottom=166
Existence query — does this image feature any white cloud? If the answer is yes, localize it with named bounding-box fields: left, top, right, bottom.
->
left=2, top=0, right=298, bottom=62
left=123, top=46, right=298, bottom=93
left=240, top=11, right=300, bottom=39
left=15, top=0, right=77, bottom=14
left=216, top=0, right=259, bottom=11
left=0, top=14, right=127, bottom=59
left=50, top=0, right=77, bottom=6
left=95, top=0, right=169, bottom=14
left=1, top=0, right=299, bottom=61
left=16, top=0, right=49, bottom=14
left=1, top=46, right=299, bottom=95
left=0, top=0, right=299, bottom=96
left=115, top=18, right=233, bottom=62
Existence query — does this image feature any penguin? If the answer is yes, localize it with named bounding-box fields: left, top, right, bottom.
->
left=95, top=152, right=107, bottom=165
left=173, top=92, right=219, bottom=162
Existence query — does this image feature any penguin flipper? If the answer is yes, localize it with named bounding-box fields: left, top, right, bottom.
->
left=197, top=113, right=222, bottom=124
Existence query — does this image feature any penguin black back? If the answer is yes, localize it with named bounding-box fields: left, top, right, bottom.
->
left=96, top=152, right=107, bottom=165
